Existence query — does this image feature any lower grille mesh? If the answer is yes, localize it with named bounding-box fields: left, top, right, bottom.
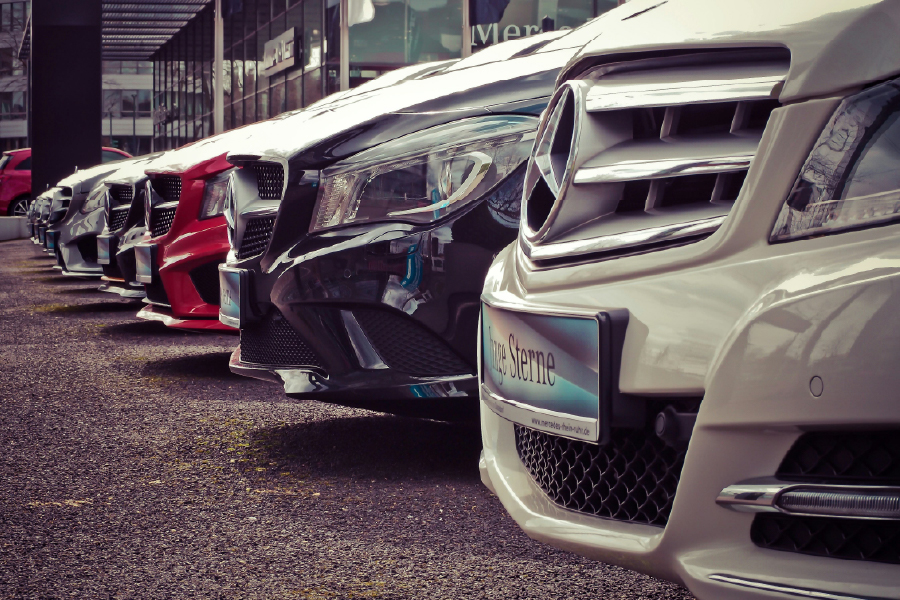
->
left=237, top=216, right=276, bottom=260
left=144, top=279, right=170, bottom=307
left=240, top=309, right=324, bottom=368
left=109, top=207, right=129, bottom=231
left=75, top=235, right=98, bottom=264
left=752, top=514, right=900, bottom=565
left=151, top=205, right=177, bottom=238
left=514, top=425, right=685, bottom=526
left=778, top=431, right=900, bottom=484
left=353, top=308, right=473, bottom=376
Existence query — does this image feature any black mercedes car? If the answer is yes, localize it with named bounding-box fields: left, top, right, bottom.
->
left=219, top=30, right=592, bottom=420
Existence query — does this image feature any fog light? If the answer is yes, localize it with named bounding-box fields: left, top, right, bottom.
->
left=777, top=489, right=900, bottom=519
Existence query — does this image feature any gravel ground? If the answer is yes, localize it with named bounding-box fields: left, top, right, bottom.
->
left=0, top=239, right=696, bottom=599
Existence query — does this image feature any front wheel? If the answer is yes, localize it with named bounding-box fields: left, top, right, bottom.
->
left=8, top=197, right=28, bottom=217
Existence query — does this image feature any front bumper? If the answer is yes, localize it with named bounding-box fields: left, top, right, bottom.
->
left=226, top=170, right=523, bottom=419
left=143, top=218, right=233, bottom=330
left=481, top=216, right=900, bottom=600
left=136, top=304, right=235, bottom=331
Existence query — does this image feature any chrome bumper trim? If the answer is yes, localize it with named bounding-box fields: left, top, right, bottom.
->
left=708, top=574, right=887, bottom=600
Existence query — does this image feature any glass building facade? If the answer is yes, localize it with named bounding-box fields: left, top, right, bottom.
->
left=152, top=0, right=620, bottom=150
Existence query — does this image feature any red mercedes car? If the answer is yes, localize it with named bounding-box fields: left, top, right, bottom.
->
left=1, top=146, right=132, bottom=216
left=135, top=148, right=237, bottom=331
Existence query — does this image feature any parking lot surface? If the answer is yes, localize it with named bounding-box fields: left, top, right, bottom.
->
left=0, top=239, right=695, bottom=599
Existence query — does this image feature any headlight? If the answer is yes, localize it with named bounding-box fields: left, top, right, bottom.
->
left=199, top=170, right=233, bottom=220
left=311, top=116, right=537, bottom=232
left=80, top=185, right=108, bottom=214
left=771, top=78, right=900, bottom=242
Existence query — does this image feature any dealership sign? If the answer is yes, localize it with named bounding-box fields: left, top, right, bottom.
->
left=263, top=28, right=296, bottom=77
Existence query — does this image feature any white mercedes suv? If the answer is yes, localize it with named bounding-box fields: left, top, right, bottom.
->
left=479, top=1, right=900, bottom=599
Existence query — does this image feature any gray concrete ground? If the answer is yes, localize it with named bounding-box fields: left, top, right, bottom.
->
left=0, top=239, right=695, bottom=599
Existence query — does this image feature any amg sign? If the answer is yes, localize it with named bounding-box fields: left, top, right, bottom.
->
left=263, top=28, right=297, bottom=77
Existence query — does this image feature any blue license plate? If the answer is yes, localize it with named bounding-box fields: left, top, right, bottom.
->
left=97, top=235, right=112, bottom=265
left=481, top=303, right=601, bottom=442
left=218, top=266, right=243, bottom=328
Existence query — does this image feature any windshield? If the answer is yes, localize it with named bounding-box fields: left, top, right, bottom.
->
left=0, top=155, right=11, bottom=170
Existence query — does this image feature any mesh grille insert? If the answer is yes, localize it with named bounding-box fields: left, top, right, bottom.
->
left=151, top=176, right=182, bottom=203
left=237, top=216, right=276, bottom=260
left=752, top=514, right=900, bottom=565
left=352, top=308, right=473, bottom=376
left=150, top=205, right=177, bottom=238
left=109, top=206, right=129, bottom=231
left=144, top=279, right=170, bottom=307
left=778, top=431, right=900, bottom=485
left=515, top=425, right=685, bottom=527
left=253, top=163, right=285, bottom=200
left=240, top=309, right=324, bottom=368
left=75, top=235, right=98, bottom=264
left=109, top=184, right=133, bottom=206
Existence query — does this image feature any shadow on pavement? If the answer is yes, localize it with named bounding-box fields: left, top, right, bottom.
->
left=142, top=351, right=240, bottom=380
left=53, top=287, right=106, bottom=295
left=248, top=415, right=483, bottom=482
left=35, top=276, right=100, bottom=284
left=39, top=301, right=142, bottom=313
left=100, top=320, right=191, bottom=337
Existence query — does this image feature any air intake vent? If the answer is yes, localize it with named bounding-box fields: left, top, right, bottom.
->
left=109, top=184, right=133, bottom=206
left=150, top=176, right=182, bottom=203
left=777, top=431, right=900, bottom=485
left=240, top=309, right=324, bottom=367
left=522, top=49, right=789, bottom=266
left=252, top=163, right=284, bottom=200
left=150, top=205, right=178, bottom=238
left=515, top=425, right=685, bottom=527
left=109, top=206, right=129, bottom=231
left=237, top=216, right=276, bottom=260
left=352, top=308, right=473, bottom=376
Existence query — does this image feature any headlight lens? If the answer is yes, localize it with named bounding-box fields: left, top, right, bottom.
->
left=80, top=185, right=108, bottom=214
left=771, top=78, right=900, bottom=242
left=199, top=170, right=233, bottom=220
left=311, top=116, right=537, bottom=232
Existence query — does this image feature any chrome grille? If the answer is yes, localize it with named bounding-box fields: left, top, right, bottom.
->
left=236, top=216, right=276, bottom=260
left=515, top=425, right=685, bottom=526
left=150, top=176, right=182, bottom=203
left=252, top=163, right=284, bottom=200
left=522, top=49, right=789, bottom=265
left=150, top=205, right=178, bottom=238
left=109, top=206, right=129, bottom=231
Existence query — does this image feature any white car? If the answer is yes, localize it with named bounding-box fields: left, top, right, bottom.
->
left=479, top=1, right=900, bottom=599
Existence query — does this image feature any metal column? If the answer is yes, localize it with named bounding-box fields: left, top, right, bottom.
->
left=339, top=0, right=349, bottom=92
left=213, top=0, right=224, bottom=134
left=32, top=0, right=102, bottom=195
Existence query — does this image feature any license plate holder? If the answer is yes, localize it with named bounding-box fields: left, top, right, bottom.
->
left=97, top=234, right=115, bottom=265
left=481, top=303, right=626, bottom=444
left=218, top=265, right=246, bottom=328
left=135, top=243, right=154, bottom=284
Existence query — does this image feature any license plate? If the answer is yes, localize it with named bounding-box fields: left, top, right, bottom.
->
left=481, top=303, right=603, bottom=442
left=38, top=227, right=45, bottom=243
left=218, top=265, right=244, bottom=328
left=46, top=232, right=56, bottom=250
left=97, top=235, right=112, bottom=265
left=135, top=244, right=154, bottom=284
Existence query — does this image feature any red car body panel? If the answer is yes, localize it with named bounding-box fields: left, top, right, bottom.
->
left=138, top=153, right=235, bottom=332
left=0, top=147, right=131, bottom=214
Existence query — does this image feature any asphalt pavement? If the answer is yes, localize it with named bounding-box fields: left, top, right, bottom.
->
left=0, top=239, right=696, bottom=599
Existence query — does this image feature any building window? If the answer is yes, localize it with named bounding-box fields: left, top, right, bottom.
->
left=0, top=92, right=26, bottom=120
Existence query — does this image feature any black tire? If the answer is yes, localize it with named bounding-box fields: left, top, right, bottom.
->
left=8, top=196, right=29, bottom=217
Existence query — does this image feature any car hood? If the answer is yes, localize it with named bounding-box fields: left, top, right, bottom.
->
left=57, top=157, right=146, bottom=194
left=567, top=0, right=900, bottom=102
left=226, top=30, right=586, bottom=168
left=103, top=151, right=169, bottom=186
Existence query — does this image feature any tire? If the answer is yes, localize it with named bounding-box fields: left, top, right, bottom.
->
left=8, top=196, right=29, bottom=217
